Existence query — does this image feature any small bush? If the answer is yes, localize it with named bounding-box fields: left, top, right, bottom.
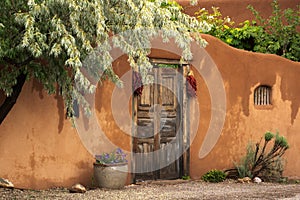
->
left=226, top=131, right=289, bottom=182
left=202, top=169, right=226, bottom=183
left=182, top=175, right=191, bottom=180
left=234, top=143, right=255, bottom=178
left=195, top=1, right=300, bottom=62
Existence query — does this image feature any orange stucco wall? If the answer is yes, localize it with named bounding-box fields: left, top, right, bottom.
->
left=179, top=0, right=299, bottom=25
left=189, top=35, right=300, bottom=180
left=0, top=80, right=94, bottom=189
left=0, top=1, right=299, bottom=189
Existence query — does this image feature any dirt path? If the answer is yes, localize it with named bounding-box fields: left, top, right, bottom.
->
left=0, top=180, right=299, bottom=200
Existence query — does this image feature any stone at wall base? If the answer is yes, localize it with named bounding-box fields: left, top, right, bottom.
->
left=237, top=177, right=251, bottom=183
left=0, top=178, right=14, bottom=189
left=253, top=177, right=262, bottom=183
left=69, top=183, right=87, bottom=193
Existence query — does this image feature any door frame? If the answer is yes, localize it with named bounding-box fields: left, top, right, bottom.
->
left=131, top=58, right=190, bottom=182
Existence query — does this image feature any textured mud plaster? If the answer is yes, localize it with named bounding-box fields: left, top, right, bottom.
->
left=178, top=0, right=300, bottom=25
left=0, top=80, right=94, bottom=189
left=1, top=0, right=300, bottom=189
left=189, top=34, right=300, bottom=180
left=280, top=68, right=300, bottom=124
left=95, top=56, right=132, bottom=152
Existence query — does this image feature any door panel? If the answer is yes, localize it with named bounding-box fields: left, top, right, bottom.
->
left=134, top=66, right=182, bottom=181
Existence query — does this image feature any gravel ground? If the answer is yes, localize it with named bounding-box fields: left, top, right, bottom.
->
left=0, top=180, right=300, bottom=200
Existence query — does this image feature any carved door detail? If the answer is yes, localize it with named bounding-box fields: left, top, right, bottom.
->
left=133, top=64, right=186, bottom=181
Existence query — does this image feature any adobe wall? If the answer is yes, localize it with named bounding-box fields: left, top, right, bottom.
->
left=178, top=0, right=300, bottom=25
left=0, top=0, right=299, bottom=189
left=2, top=33, right=299, bottom=189
left=189, top=34, right=300, bottom=180
left=0, top=80, right=94, bottom=189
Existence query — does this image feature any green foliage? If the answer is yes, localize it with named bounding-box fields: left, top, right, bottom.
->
left=227, top=131, right=289, bottom=181
left=160, top=1, right=182, bottom=9
left=235, top=143, right=255, bottom=178
left=195, top=7, right=233, bottom=38
left=265, top=131, right=274, bottom=142
left=275, top=132, right=289, bottom=148
left=156, top=63, right=179, bottom=68
left=248, top=2, right=300, bottom=61
left=196, top=7, right=264, bottom=51
left=196, top=1, right=300, bottom=61
left=201, top=169, right=226, bottom=183
left=0, top=0, right=207, bottom=119
left=278, top=178, right=300, bottom=184
left=182, top=175, right=191, bottom=180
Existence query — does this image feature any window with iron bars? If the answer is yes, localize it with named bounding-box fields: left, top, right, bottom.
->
left=254, top=85, right=272, bottom=106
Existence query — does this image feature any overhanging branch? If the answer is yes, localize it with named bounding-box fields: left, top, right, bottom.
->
left=0, top=73, right=26, bottom=125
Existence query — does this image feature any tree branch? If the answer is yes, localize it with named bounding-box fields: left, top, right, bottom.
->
left=3, top=55, right=33, bottom=67
left=0, top=73, right=26, bottom=125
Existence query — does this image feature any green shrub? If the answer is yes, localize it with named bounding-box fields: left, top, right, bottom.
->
left=265, top=131, right=274, bottom=141
left=196, top=1, right=300, bottom=62
left=234, top=143, right=255, bottom=178
left=226, top=131, right=289, bottom=182
left=182, top=175, right=191, bottom=180
left=202, top=169, right=226, bottom=183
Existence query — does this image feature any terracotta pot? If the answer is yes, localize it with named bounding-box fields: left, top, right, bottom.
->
left=93, top=163, right=128, bottom=189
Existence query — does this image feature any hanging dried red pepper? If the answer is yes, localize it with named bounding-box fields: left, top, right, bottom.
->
left=133, top=71, right=143, bottom=96
left=186, top=70, right=197, bottom=97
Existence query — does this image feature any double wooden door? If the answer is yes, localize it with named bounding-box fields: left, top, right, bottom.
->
left=133, top=64, right=186, bottom=181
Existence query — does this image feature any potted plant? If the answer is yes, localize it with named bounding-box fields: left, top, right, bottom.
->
left=93, top=148, right=128, bottom=189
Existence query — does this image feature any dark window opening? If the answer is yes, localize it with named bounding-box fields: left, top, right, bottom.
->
left=254, top=85, right=272, bottom=106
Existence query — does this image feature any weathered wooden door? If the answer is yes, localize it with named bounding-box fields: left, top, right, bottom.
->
left=133, top=63, right=185, bottom=181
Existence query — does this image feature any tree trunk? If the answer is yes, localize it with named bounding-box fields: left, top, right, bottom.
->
left=0, top=73, right=26, bottom=125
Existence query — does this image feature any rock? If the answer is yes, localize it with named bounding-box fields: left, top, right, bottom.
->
left=253, top=177, right=262, bottom=183
left=0, top=178, right=14, bottom=189
left=237, top=177, right=251, bottom=183
left=69, top=183, right=87, bottom=193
